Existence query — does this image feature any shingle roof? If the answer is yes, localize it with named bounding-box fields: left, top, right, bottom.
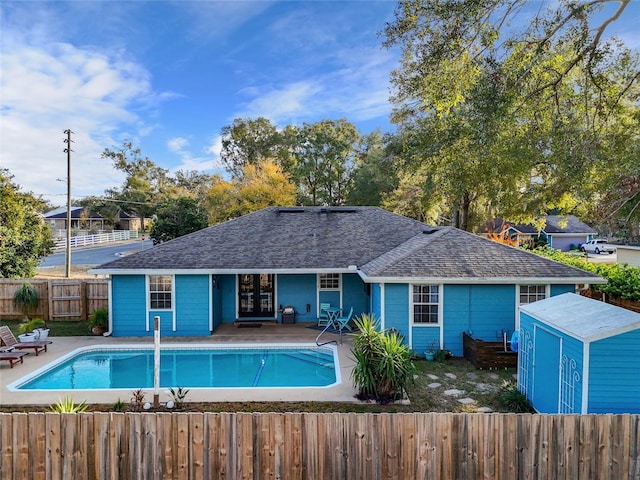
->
left=543, top=215, right=596, bottom=234
left=360, top=227, right=600, bottom=281
left=489, top=215, right=596, bottom=235
left=93, top=206, right=602, bottom=282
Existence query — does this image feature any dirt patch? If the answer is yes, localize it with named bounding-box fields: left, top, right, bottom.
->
left=36, top=265, right=98, bottom=279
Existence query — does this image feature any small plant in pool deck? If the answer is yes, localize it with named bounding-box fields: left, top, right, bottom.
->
left=130, top=389, right=146, bottom=411
left=111, top=398, right=127, bottom=412
left=49, top=396, right=88, bottom=413
left=168, top=386, right=191, bottom=408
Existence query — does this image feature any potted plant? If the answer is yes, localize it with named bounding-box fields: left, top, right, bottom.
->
left=13, top=282, right=39, bottom=322
left=89, top=308, right=108, bottom=335
left=17, top=317, right=48, bottom=340
left=424, top=339, right=437, bottom=361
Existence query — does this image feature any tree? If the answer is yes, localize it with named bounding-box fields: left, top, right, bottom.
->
left=382, top=0, right=637, bottom=121
left=150, top=197, right=209, bottom=244
left=0, top=169, right=54, bottom=278
left=205, top=159, right=297, bottom=224
left=290, top=119, right=360, bottom=206
left=381, top=0, right=639, bottom=230
left=347, top=130, right=401, bottom=206
left=101, top=141, right=170, bottom=230
left=220, top=117, right=285, bottom=179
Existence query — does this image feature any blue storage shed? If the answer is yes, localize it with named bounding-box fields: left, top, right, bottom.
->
left=518, top=293, right=640, bottom=414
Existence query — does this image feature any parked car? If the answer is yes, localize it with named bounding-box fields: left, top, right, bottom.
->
left=579, top=239, right=617, bottom=254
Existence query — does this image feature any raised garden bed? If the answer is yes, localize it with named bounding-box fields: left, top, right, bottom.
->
left=462, top=332, right=517, bottom=370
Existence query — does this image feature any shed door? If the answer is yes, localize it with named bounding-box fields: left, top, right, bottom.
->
left=532, top=327, right=561, bottom=413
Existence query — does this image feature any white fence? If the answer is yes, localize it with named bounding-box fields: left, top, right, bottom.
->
left=53, top=230, right=139, bottom=250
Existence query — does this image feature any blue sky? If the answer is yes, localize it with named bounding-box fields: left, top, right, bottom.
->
left=1, top=1, right=639, bottom=206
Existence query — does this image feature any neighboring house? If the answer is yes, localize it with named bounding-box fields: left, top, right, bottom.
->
left=115, top=211, right=148, bottom=231
left=91, top=207, right=604, bottom=356
left=519, top=293, right=640, bottom=414
left=488, top=215, right=597, bottom=251
left=43, top=206, right=104, bottom=231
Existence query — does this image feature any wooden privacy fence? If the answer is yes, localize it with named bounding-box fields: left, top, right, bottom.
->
left=0, top=279, right=108, bottom=321
left=0, top=412, right=639, bottom=480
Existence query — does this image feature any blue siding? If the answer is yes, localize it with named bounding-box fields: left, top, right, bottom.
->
left=412, top=327, right=440, bottom=355
left=112, top=275, right=147, bottom=336
left=342, top=273, right=369, bottom=318
left=319, top=290, right=340, bottom=309
left=550, top=284, right=574, bottom=296
left=384, top=284, right=409, bottom=340
left=371, top=284, right=382, bottom=323
left=277, top=274, right=316, bottom=322
left=519, top=315, right=585, bottom=413
left=219, top=274, right=237, bottom=323
left=588, top=329, right=640, bottom=414
left=173, top=275, right=210, bottom=335
left=443, top=284, right=516, bottom=356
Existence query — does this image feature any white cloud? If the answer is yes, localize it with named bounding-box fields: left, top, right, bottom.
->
left=235, top=47, right=396, bottom=128
left=0, top=30, right=160, bottom=204
left=168, top=137, right=189, bottom=153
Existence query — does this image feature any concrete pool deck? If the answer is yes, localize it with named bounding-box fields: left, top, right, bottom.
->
left=0, top=322, right=360, bottom=406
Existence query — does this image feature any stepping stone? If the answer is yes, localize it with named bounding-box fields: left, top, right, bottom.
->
left=489, top=373, right=500, bottom=380
left=466, top=372, right=478, bottom=380
left=427, top=374, right=439, bottom=380
left=477, top=407, right=493, bottom=413
left=444, top=389, right=463, bottom=396
left=475, top=383, right=497, bottom=392
left=413, top=374, right=420, bottom=380
left=444, top=373, right=457, bottom=380
left=512, top=374, right=518, bottom=380
left=458, top=397, right=475, bottom=405
left=427, top=382, right=441, bottom=389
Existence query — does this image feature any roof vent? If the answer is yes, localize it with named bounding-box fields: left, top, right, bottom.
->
left=277, top=207, right=305, bottom=213
left=423, top=228, right=438, bottom=235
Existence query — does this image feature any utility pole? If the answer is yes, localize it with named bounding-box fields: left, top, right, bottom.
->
left=63, top=130, right=73, bottom=278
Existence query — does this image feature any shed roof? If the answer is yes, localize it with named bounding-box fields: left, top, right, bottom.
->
left=520, top=293, right=640, bottom=342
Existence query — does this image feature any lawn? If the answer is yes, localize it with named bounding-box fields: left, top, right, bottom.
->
left=0, top=318, right=90, bottom=337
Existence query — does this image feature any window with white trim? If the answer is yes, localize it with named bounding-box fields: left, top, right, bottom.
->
left=319, top=273, right=340, bottom=290
left=412, top=284, right=439, bottom=324
left=149, top=275, right=172, bottom=309
left=519, top=284, right=546, bottom=305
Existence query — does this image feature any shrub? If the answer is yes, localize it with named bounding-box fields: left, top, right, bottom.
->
left=168, top=386, right=191, bottom=408
left=351, top=313, right=416, bottom=403
left=49, top=396, right=88, bottom=413
left=498, top=380, right=533, bottom=413
left=13, top=283, right=39, bottom=321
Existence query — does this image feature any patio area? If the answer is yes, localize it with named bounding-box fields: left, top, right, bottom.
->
left=0, top=322, right=359, bottom=407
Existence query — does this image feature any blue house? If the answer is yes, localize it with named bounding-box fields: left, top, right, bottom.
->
left=490, top=215, right=597, bottom=251
left=91, top=207, right=603, bottom=356
left=519, top=293, right=640, bottom=414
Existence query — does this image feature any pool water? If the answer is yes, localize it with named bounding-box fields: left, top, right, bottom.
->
left=14, top=345, right=338, bottom=390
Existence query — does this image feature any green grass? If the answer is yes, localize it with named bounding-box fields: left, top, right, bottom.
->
left=0, top=318, right=91, bottom=337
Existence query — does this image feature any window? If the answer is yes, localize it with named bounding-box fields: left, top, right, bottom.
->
left=519, top=285, right=546, bottom=305
left=149, top=275, right=172, bottom=309
left=319, top=273, right=340, bottom=290
left=412, top=285, right=439, bottom=324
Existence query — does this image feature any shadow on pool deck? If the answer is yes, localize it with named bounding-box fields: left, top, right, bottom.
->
left=0, top=323, right=359, bottom=406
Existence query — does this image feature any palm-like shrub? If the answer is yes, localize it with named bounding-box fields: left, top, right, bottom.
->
left=13, top=282, right=39, bottom=321
left=351, top=313, right=416, bottom=403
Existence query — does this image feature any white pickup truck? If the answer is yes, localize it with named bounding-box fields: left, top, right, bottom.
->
left=579, top=239, right=617, bottom=254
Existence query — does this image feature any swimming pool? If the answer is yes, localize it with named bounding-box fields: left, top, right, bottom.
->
left=9, top=343, right=339, bottom=391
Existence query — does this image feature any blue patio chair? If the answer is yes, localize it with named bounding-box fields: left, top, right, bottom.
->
left=334, top=307, right=354, bottom=332
left=318, top=303, right=331, bottom=327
